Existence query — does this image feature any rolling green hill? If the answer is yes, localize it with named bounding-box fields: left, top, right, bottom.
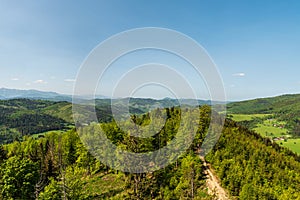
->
left=227, top=94, right=300, bottom=116
left=227, top=94, right=300, bottom=154
left=0, top=97, right=201, bottom=145
left=227, top=94, right=300, bottom=132
left=1, top=106, right=300, bottom=199
left=0, top=99, right=72, bottom=144
left=0, top=99, right=123, bottom=144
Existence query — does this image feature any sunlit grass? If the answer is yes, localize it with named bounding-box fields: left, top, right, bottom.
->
left=277, top=138, right=300, bottom=155
left=254, top=120, right=288, bottom=138
left=229, top=114, right=270, bottom=122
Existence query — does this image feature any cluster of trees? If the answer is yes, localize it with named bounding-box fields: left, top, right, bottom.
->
left=0, top=126, right=20, bottom=144
left=207, top=119, right=300, bottom=199
left=122, top=153, right=208, bottom=200
left=6, top=113, right=66, bottom=135
left=0, top=130, right=94, bottom=199
left=0, top=106, right=213, bottom=199
left=1, top=102, right=300, bottom=199
left=0, top=99, right=69, bottom=143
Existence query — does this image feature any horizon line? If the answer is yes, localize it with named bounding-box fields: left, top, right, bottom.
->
left=1, top=87, right=299, bottom=102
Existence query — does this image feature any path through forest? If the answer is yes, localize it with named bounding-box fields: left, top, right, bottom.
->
left=200, top=156, right=229, bottom=200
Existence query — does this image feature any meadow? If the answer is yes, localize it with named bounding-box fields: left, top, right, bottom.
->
left=230, top=114, right=271, bottom=122
left=253, top=119, right=288, bottom=137
left=230, top=113, right=300, bottom=155
left=276, top=138, right=300, bottom=155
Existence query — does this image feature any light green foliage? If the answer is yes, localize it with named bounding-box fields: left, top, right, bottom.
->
left=174, top=154, right=205, bottom=199
left=0, top=106, right=213, bottom=199
left=0, top=99, right=72, bottom=144
left=253, top=119, right=288, bottom=137
left=230, top=114, right=270, bottom=122
left=0, top=156, right=39, bottom=199
left=207, top=120, right=300, bottom=199
left=229, top=112, right=297, bottom=154
left=38, top=177, right=62, bottom=200
left=277, top=138, right=300, bottom=154
left=227, top=94, right=300, bottom=138
left=1, top=100, right=300, bottom=199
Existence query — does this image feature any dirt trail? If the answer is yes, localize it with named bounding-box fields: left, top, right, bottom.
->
left=200, top=156, right=229, bottom=200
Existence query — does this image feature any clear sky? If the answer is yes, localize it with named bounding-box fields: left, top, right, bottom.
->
left=1, top=0, right=300, bottom=101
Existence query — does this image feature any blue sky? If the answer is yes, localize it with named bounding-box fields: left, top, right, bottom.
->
left=1, top=0, right=300, bottom=100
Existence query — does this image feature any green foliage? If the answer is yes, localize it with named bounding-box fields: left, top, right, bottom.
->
left=230, top=114, right=270, bottom=122
left=253, top=119, right=288, bottom=137
left=0, top=106, right=213, bottom=199
left=38, top=177, right=62, bottom=200
left=0, top=99, right=71, bottom=144
left=276, top=138, right=300, bottom=154
left=228, top=95, right=300, bottom=154
left=207, top=120, right=300, bottom=199
left=174, top=154, right=205, bottom=199
left=227, top=94, right=300, bottom=137
left=2, top=98, right=300, bottom=199
left=0, top=156, right=39, bottom=199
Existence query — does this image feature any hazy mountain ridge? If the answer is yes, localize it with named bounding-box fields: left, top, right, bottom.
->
left=0, top=88, right=225, bottom=105
left=0, top=88, right=71, bottom=101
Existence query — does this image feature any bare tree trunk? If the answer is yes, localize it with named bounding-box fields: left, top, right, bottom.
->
left=191, top=168, right=194, bottom=199
left=35, top=172, right=46, bottom=200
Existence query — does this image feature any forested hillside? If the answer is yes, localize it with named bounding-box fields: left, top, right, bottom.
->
left=227, top=94, right=300, bottom=155
left=207, top=120, right=300, bottom=199
left=0, top=97, right=219, bottom=145
left=227, top=94, right=300, bottom=114
left=0, top=98, right=143, bottom=144
left=0, top=99, right=70, bottom=144
left=227, top=94, right=300, bottom=135
left=1, top=102, right=300, bottom=199
left=0, top=106, right=213, bottom=199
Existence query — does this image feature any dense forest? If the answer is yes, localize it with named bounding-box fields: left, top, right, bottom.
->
left=0, top=106, right=213, bottom=199
left=1, top=101, right=300, bottom=199
left=0, top=97, right=214, bottom=145
left=0, top=99, right=69, bottom=144
left=0, top=98, right=138, bottom=144
left=207, top=120, right=300, bottom=199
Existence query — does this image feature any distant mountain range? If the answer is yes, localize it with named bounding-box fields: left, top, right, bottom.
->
left=0, top=88, right=71, bottom=101
left=0, top=88, right=226, bottom=105
left=0, top=88, right=108, bottom=102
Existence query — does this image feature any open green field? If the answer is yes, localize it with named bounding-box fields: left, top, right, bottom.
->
left=230, top=114, right=271, bottom=122
left=277, top=138, right=300, bottom=155
left=229, top=114, right=288, bottom=137
left=254, top=119, right=288, bottom=137
left=229, top=113, right=300, bottom=155
left=31, top=125, right=75, bottom=139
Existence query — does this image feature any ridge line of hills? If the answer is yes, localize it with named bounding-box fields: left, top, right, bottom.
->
left=1, top=89, right=300, bottom=198
left=0, top=87, right=226, bottom=105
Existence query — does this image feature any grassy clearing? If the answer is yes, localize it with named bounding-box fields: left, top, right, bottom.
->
left=82, top=173, right=126, bottom=199
left=31, top=125, right=74, bottom=139
left=229, top=114, right=300, bottom=155
left=229, top=114, right=288, bottom=137
left=276, top=138, right=300, bottom=155
left=254, top=120, right=288, bottom=137
left=229, top=114, right=270, bottom=122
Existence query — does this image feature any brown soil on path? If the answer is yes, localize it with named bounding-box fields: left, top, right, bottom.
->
left=200, top=156, right=229, bottom=200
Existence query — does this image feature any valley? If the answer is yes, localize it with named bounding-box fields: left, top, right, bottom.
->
left=1, top=93, right=300, bottom=199
left=227, top=94, right=300, bottom=155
